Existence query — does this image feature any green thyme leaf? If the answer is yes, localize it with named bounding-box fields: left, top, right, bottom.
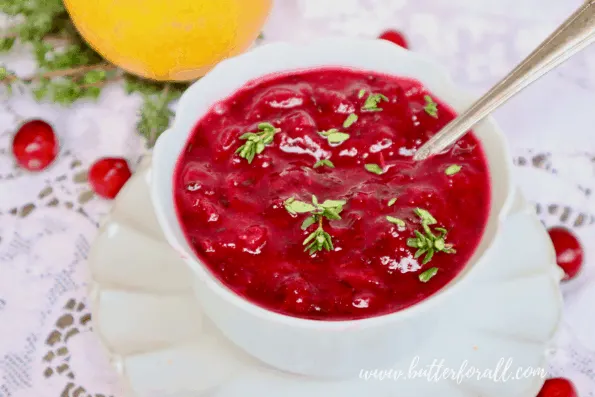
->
left=124, top=74, right=163, bottom=96
left=414, top=230, right=427, bottom=242
left=321, top=199, right=346, bottom=208
left=236, top=123, right=281, bottom=164
left=303, top=229, right=318, bottom=246
left=313, top=159, right=335, bottom=169
left=423, top=95, right=438, bottom=118
left=386, top=216, right=405, bottom=228
left=419, top=267, right=438, bottom=282
left=343, top=113, right=358, bottom=128
left=414, top=248, right=426, bottom=259
left=82, top=70, right=106, bottom=85
left=136, top=84, right=187, bottom=148
left=444, top=245, right=456, bottom=254
left=358, top=89, right=366, bottom=99
left=365, top=164, right=384, bottom=175
left=0, top=66, right=9, bottom=81
left=0, top=37, right=16, bottom=52
left=286, top=200, right=316, bottom=214
left=319, top=128, right=338, bottom=137
left=32, top=85, right=47, bottom=101
left=321, top=207, right=342, bottom=220
left=422, top=249, right=435, bottom=264
left=284, top=197, right=296, bottom=214
left=84, top=86, right=101, bottom=99
left=405, top=208, right=454, bottom=265
left=52, top=79, right=82, bottom=105
left=445, top=164, right=462, bottom=175
left=362, top=93, right=389, bottom=112
left=285, top=197, right=318, bottom=215
left=319, top=128, right=350, bottom=145
left=322, top=231, right=332, bottom=250
left=258, top=122, right=276, bottom=131
left=414, top=208, right=437, bottom=225
left=422, top=223, right=435, bottom=239
left=388, top=198, right=397, bottom=206
left=435, top=227, right=448, bottom=236
left=327, top=132, right=350, bottom=144
left=301, top=216, right=317, bottom=230
left=407, top=238, right=421, bottom=248
left=303, top=226, right=334, bottom=254
left=239, top=132, right=255, bottom=140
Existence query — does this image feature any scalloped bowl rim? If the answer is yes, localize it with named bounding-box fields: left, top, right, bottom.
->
left=151, top=37, right=515, bottom=330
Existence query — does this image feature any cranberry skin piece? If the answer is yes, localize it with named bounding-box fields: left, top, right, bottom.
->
left=537, top=378, right=578, bottom=397
left=239, top=225, right=268, bottom=252
left=189, top=196, right=221, bottom=224
left=12, top=119, right=59, bottom=171
left=548, top=227, right=584, bottom=280
left=337, top=266, right=384, bottom=290
left=281, top=275, right=319, bottom=314
left=378, top=29, right=409, bottom=49
left=88, top=157, right=132, bottom=199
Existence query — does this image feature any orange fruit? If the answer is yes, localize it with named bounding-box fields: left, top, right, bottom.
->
left=64, top=0, right=272, bottom=81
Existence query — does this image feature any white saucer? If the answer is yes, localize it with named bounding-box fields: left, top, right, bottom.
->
left=89, top=156, right=563, bottom=397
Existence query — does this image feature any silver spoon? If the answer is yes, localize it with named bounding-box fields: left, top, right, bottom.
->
left=413, top=0, right=595, bottom=161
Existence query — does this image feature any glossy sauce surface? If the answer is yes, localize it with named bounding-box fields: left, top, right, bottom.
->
left=174, top=68, right=491, bottom=320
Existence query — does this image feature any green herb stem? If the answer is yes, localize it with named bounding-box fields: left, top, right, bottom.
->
left=1, top=62, right=116, bottom=84
left=0, top=0, right=190, bottom=148
left=285, top=195, right=346, bottom=255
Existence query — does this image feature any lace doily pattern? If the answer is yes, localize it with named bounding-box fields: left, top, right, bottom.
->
left=2, top=0, right=595, bottom=396
left=512, top=149, right=595, bottom=396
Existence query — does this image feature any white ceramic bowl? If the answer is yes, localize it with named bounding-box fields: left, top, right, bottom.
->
left=151, top=38, right=515, bottom=379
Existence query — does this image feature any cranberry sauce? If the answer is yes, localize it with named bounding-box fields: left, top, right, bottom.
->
left=174, top=68, right=491, bottom=320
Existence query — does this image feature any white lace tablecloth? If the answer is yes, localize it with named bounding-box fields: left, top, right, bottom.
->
left=1, top=0, right=595, bottom=396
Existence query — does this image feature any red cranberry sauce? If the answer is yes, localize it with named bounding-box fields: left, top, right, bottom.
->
left=174, top=68, right=491, bottom=320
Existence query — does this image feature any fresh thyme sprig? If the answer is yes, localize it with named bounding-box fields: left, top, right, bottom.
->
left=406, top=208, right=455, bottom=265
left=136, top=84, right=180, bottom=147
left=236, top=122, right=281, bottom=164
left=284, top=195, right=346, bottom=255
left=362, top=92, right=388, bottom=112
left=0, top=0, right=190, bottom=148
left=1, top=2, right=265, bottom=148
left=302, top=218, right=335, bottom=254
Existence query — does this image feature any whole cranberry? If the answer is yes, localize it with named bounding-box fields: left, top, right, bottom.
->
left=378, top=29, right=409, bottom=49
left=548, top=227, right=584, bottom=280
left=88, top=157, right=132, bottom=199
left=12, top=119, right=59, bottom=171
left=537, top=378, right=578, bottom=397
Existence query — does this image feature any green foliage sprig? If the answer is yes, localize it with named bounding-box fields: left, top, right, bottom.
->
left=0, top=0, right=193, bottom=147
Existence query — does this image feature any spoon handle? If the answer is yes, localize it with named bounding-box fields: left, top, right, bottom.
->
left=413, top=0, right=595, bottom=161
